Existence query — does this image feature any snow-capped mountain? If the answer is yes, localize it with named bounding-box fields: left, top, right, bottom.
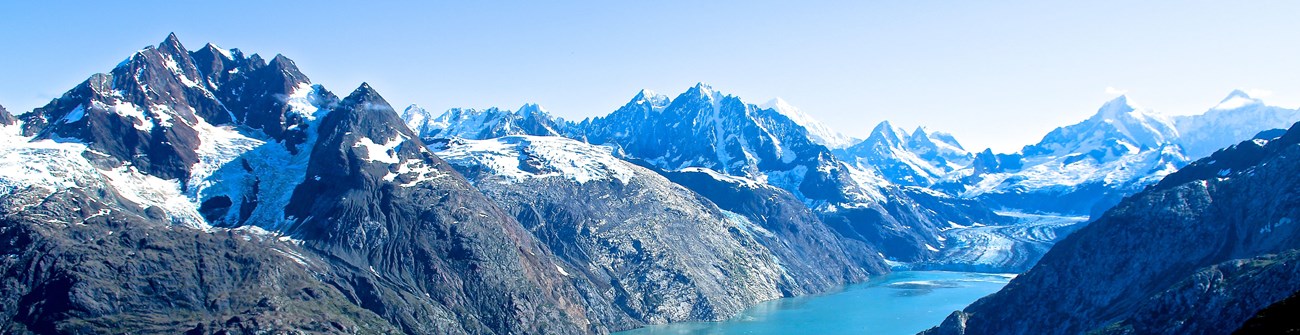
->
left=837, top=121, right=972, bottom=187
left=956, top=95, right=1190, bottom=216
left=955, top=92, right=1300, bottom=217
left=0, top=34, right=609, bottom=335
left=403, top=103, right=567, bottom=141
left=1174, top=90, right=1300, bottom=159
left=761, top=97, right=856, bottom=149
left=425, top=83, right=1009, bottom=262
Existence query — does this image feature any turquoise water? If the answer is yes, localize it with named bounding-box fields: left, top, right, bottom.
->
left=614, top=271, right=1013, bottom=335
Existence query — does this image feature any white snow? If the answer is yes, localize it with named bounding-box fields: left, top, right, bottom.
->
left=60, top=105, right=86, bottom=124
left=761, top=97, right=855, bottom=149
left=353, top=135, right=405, bottom=164
left=436, top=135, right=636, bottom=184
left=109, top=101, right=151, bottom=131
left=208, top=43, right=234, bottom=59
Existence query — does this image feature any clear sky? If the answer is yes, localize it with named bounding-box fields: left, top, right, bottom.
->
left=2, top=1, right=1297, bottom=152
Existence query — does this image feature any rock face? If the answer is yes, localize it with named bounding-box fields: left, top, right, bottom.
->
left=437, top=135, right=886, bottom=327
left=0, top=104, right=15, bottom=125
left=923, top=122, right=1300, bottom=335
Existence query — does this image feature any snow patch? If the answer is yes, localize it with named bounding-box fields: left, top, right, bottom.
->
left=437, top=135, right=636, bottom=184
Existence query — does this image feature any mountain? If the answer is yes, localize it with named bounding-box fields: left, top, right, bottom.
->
left=0, top=37, right=399, bottom=332
left=411, top=84, right=1011, bottom=264
left=760, top=98, right=856, bottom=149
left=0, top=34, right=607, bottom=334
left=436, top=135, right=885, bottom=325
left=570, top=84, right=1009, bottom=262
left=403, top=103, right=567, bottom=141
left=838, top=121, right=972, bottom=187
left=1174, top=90, right=1300, bottom=159
left=924, top=122, right=1300, bottom=334
left=955, top=95, right=1189, bottom=217
left=0, top=104, right=15, bottom=125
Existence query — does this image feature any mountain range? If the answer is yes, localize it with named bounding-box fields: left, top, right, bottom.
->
left=2, top=34, right=1299, bottom=334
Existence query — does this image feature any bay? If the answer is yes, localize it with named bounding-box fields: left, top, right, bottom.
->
left=614, top=271, right=1013, bottom=335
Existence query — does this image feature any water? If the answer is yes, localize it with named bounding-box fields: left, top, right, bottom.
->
left=614, top=271, right=1013, bottom=335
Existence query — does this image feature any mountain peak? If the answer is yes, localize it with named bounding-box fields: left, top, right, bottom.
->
left=629, top=89, right=670, bottom=107
left=1094, top=94, right=1139, bottom=121
left=161, top=32, right=183, bottom=49
left=1213, top=89, right=1263, bottom=110
left=685, top=82, right=721, bottom=100
left=867, top=120, right=904, bottom=146
left=346, top=82, right=385, bottom=105
left=517, top=103, right=547, bottom=117
left=199, top=43, right=234, bottom=60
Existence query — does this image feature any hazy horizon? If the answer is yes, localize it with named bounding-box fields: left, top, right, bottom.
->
left=2, top=1, right=1297, bottom=153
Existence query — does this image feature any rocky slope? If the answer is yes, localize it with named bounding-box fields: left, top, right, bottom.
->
left=924, top=122, right=1300, bottom=335
left=436, top=135, right=886, bottom=326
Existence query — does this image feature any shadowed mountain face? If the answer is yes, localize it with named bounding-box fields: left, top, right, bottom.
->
left=924, top=122, right=1300, bottom=335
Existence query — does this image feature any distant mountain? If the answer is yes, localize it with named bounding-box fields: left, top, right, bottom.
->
left=403, top=103, right=568, bottom=141
left=414, top=84, right=1010, bottom=264
left=572, top=84, right=1008, bottom=262
left=761, top=97, right=856, bottom=149
left=1174, top=90, right=1300, bottom=159
left=952, top=92, right=1300, bottom=218
left=837, top=121, right=972, bottom=187
left=955, top=95, right=1189, bottom=217
left=924, top=122, right=1300, bottom=335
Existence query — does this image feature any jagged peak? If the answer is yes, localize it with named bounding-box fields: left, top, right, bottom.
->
left=344, top=82, right=386, bottom=104
left=160, top=32, right=184, bottom=50
left=910, top=126, right=928, bottom=140
left=866, top=120, right=905, bottom=146
left=1213, top=89, right=1264, bottom=110
left=200, top=43, right=234, bottom=60
left=681, top=82, right=724, bottom=103
left=268, top=54, right=299, bottom=71
left=629, top=89, right=670, bottom=106
left=1093, top=94, right=1141, bottom=121
left=516, top=103, right=548, bottom=117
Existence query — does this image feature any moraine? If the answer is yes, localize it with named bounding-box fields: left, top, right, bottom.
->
left=613, top=271, right=1012, bottom=335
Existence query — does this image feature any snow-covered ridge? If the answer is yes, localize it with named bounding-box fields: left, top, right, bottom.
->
left=436, top=135, right=635, bottom=184
left=761, top=97, right=855, bottom=149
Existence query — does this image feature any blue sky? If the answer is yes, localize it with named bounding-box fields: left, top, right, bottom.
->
left=1, top=1, right=1297, bottom=152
